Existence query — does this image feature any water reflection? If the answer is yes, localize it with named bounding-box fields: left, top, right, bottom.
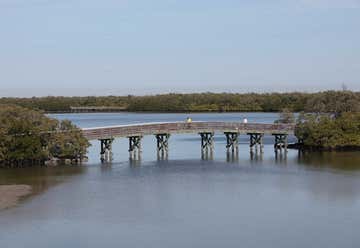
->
left=0, top=166, right=87, bottom=196
left=157, top=150, right=169, bottom=161
left=274, top=151, right=287, bottom=165
left=129, top=157, right=142, bottom=167
left=201, top=147, right=214, bottom=161
left=297, top=150, right=360, bottom=171
left=250, top=150, right=264, bottom=161
left=129, top=150, right=142, bottom=161
left=226, top=150, right=239, bottom=162
left=2, top=152, right=360, bottom=248
left=100, top=163, right=113, bottom=173
left=1, top=113, right=360, bottom=248
left=100, top=151, right=113, bottom=163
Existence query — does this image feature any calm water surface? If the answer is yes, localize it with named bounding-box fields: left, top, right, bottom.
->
left=1, top=113, right=360, bottom=248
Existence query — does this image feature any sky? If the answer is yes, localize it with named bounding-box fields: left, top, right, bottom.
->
left=0, top=0, right=359, bottom=97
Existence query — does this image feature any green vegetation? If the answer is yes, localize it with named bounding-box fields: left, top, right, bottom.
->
left=273, top=92, right=360, bottom=150
left=1, top=90, right=359, bottom=159
left=0, top=105, right=90, bottom=167
left=1, top=91, right=359, bottom=113
left=295, top=112, right=360, bottom=150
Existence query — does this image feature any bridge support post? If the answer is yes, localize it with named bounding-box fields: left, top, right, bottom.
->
left=99, top=138, right=114, bottom=163
left=199, top=132, right=214, bottom=160
left=225, top=132, right=239, bottom=162
left=248, top=133, right=264, bottom=154
left=155, top=133, right=170, bottom=160
left=200, top=132, right=214, bottom=150
left=273, top=134, right=288, bottom=155
left=250, top=150, right=263, bottom=161
left=224, top=132, right=239, bottom=152
left=128, top=136, right=142, bottom=160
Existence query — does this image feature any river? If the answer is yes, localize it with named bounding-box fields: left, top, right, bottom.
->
left=1, top=113, right=360, bottom=248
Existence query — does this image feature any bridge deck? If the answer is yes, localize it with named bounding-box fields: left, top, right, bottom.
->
left=82, top=122, right=295, bottom=140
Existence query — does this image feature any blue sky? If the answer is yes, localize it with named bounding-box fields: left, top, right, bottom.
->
left=0, top=0, right=359, bottom=96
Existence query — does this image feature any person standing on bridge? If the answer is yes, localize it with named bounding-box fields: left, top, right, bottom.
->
left=186, top=117, right=192, bottom=123
left=243, top=117, right=248, bottom=124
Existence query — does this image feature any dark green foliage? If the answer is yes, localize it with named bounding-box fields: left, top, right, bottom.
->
left=0, top=96, right=129, bottom=112
left=295, top=112, right=360, bottom=149
left=0, top=105, right=90, bottom=165
left=304, top=91, right=360, bottom=116
left=1, top=91, right=359, bottom=113
left=48, top=120, right=90, bottom=160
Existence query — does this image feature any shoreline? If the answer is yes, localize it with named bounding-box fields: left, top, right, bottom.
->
left=45, top=110, right=283, bottom=114
left=0, top=185, right=32, bottom=211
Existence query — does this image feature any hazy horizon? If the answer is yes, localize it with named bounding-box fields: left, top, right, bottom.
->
left=1, top=83, right=359, bottom=97
left=1, top=0, right=359, bottom=97
left=1, top=88, right=359, bottom=98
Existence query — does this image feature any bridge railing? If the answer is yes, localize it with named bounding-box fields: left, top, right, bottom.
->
left=82, top=122, right=295, bottom=140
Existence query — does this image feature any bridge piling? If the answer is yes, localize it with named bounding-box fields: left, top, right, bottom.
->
left=99, top=138, right=113, bottom=163
left=250, top=150, right=263, bottom=161
left=201, top=147, right=214, bottom=160
left=200, top=132, right=214, bottom=160
left=273, top=134, right=288, bottom=155
left=155, top=134, right=170, bottom=160
left=226, top=150, right=239, bottom=162
left=200, top=132, right=214, bottom=150
left=225, top=132, right=239, bottom=162
left=155, top=134, right=170, bottom=152
left=248, top=133, right=264, bottom=154
left=224, top=132, right=239, bottom=152
left=128, top=136, right=142, bottom=160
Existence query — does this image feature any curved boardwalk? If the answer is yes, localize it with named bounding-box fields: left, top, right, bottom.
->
left=82, top=122, right=295, bottom=162
left=82, top=122, right=294, bottom=140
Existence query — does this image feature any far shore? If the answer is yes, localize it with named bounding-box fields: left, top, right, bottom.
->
left=0, top=185, right=32, bottom=211
left=45, top=110, right=283, bottom=114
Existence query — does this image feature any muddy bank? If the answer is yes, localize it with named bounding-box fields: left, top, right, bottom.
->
left=0, top=185, right=32, bottom=210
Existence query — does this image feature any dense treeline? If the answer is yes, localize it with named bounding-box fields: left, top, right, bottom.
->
left=0, top=96, right=130, bottom=112
left=286, top=92, right=360, bottom=150
left=0, top=105, right=90, bottom=167
left=268, top=93, right=360, bottom=150
left=294, top=112, right=360, bottom=150
left=1, top=91, right=359, bottom=113
left=0, top=91, right=359, bottom=165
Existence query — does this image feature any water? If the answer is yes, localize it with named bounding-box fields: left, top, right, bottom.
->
left=1, top=113, right=360, bottom=248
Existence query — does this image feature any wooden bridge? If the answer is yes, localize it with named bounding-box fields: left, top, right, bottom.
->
left=81, top=122, right=295, bottom=162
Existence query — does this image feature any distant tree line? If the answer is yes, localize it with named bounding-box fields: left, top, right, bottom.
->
left=0, top=105, right=90, bottom=167
left=1, top=91, right=359, bottom=113
left=1, top=91, right=359, bottom=159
